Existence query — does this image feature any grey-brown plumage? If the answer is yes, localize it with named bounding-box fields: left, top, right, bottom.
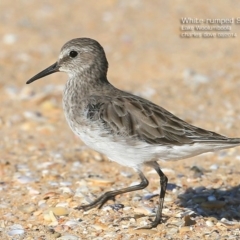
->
left=26, top=38, right=240, bottom=229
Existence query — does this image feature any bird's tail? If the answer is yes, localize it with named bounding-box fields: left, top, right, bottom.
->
left=212, top=137, right=240, bottom=151
left=226, top=137, right=240, bottom=144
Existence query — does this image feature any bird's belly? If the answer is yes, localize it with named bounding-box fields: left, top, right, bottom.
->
left=65, top=113, right=218, bottom=167
left=70, top=124, right=215, bottom=167
left=70, top=124, right=156, bottom=167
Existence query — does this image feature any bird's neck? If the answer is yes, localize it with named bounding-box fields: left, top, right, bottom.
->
left=64, top=71, right=112, bottom=100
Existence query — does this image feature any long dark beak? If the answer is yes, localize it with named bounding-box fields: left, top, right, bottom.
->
left=26, top=62, right=59, bottom=84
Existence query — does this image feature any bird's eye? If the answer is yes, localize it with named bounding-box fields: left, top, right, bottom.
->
left=69, top=50, right=78, bottom=58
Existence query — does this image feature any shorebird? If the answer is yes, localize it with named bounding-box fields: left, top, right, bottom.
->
left=27, top=38, right=240, bottom=229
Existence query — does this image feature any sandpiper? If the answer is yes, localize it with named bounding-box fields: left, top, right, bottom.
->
left=27, top=38, right=240, bottom=229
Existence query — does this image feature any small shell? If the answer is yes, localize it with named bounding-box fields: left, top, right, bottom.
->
left=7, top=224, right=25, bottom=236
left=50, top=207, right=69, bottom=216
left=43, top=210, right=57, bottom=222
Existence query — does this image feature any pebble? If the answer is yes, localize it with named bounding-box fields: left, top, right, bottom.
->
left=59, top=187, right=74, bottom=194
left=209, top=164, right=219, bottom=170
left=27, top=187, right=40, bottom=195
left=16, top=163, right=29, bottom=172
left=57, top=235, right=79, bottom=240
left=201, top=200, right=226, bottom=209
left=175, top=211, right=184, bottom=218
left=38, top=161, right=55, bottom=169
left=15, top=175, right=37, bottom=184
left=60, top=181, right=72, bottom=186
left=23, top=111, right=45, bottom=122
left=18, top=204, right=36, bottom=214
left=0, top=203, right=9, bottom=209
left=131, top=228, right=158, bottom=234
left=179, top=226, right=191, bottom=234
left=3, top=33, right=17, bottom=45
left=194, top=186, right=206, bottom=193
left=122, top=206, right=131, bottom=211
left=167, top=227, right=179, bottom=235
left=161, top=168, right=176, bottom=174
left=133, top=206, right=154, bottom=215
left=75, top=179, right=88, bottom=187
left=19, top=86, right=35, bottom=100
left=138, top=86, right=156, bottom=99
left=184, top=215, right=196, bottom=226
left=190, top=165, right=204, bottom=177
left=43, top=191, right=59, bottom=200
left=120, top=171, right=133, bottom=178
left=38, top=200, right=47, bottom=207
left=220, top=218, right=239, bottom=226
left=0, top=220, right=5, bottom=228
left=142, top=193, right=159, bottom=201
left=129, top=218, right=136, bottom=224
left=92, top=152, right=104, bottom=161
left=64, top=220, right=79, bottom=229
left=52, top=232, right=62, bottom=238
left=183, top=68, right=210, bottom=85
left=7, top=224, right=24, bottom=236
left=206, top=220, right=214, bottom=227
left=48, top=182, right=59, bottom=187
left=192, top=197, right=206, bottom=204
left=180, top=210, right=196, bottom=217
left=164, top=196, right=173, bottom=202
left=16, top=52, right=30, bottom=62
left=92, top=222, right=108, bottom=230
left=167, top=183, right=178, bottom=191
left=216, top=222, right=228, bottom=231
left=56, top=202, right=69, bottom=208
left=207, top=195, right=217, bottom=202
left=19, top=122, right=35, bottom=131
left=4, top=86, right=19, bottom=98
left=9, top=114, right=23, bottom=124
left=101, top=205, right=113, bottom=212
left=132, top=195, right=142, bottom=201
left=37, top=125, right=56, bottom=134
left=40, top=100, right=58, bottom=111
left=70, top=159, right=81, bottom=166
left=33, top=210, right=42, bottom=216
left=109, top=203, right=124, bottom=211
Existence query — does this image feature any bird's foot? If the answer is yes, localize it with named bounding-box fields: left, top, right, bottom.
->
left=135, top=218, right=161, bottom=230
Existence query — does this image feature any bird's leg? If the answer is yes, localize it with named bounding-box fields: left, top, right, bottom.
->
left=138, top=161, right=168, bottom=229
left=75, top=170, right=149, bottom=211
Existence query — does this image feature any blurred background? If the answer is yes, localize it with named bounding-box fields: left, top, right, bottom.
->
left=1, top=0, right=240, bottom=238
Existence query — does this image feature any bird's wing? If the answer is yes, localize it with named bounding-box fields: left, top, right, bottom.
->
left=86, top=95, right=228, bottom=146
